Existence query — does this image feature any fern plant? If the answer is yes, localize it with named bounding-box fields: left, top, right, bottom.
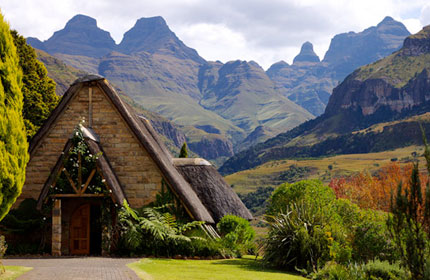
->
left=118, top=200, right=205, bottom=256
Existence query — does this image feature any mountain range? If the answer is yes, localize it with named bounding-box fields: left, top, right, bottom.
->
left=220, top=25, right=430, bottom=175
left=267, top=16, right=410, bottom=115
left=28, top=15, right=314, bottom=163
left=28, top=14, right=411, bottom=164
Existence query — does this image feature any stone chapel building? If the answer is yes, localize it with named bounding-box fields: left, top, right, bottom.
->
left=17, top=75, right=252, bottom=256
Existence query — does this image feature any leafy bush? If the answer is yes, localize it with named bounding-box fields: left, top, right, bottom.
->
left=0, top=198, right=50, bottom=254
left=311, top=262, right=365, bottom=280
left=311, top=260, right=408, bottom=280
left=217, top=215, right=255, bottom=257
left=267, top=179, right=336, bottom=216
left=352, top=210, right=395, bottom=262
left=363, top=260, right=409, bottom=280
left=0, top=236, right=6, bottom=274
left=0, top=236, right=6, bottom=258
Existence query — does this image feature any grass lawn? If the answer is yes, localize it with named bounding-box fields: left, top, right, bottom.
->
left=128, top=256, right=306, bottom=280
left=0, top=266, right=32, bottom=280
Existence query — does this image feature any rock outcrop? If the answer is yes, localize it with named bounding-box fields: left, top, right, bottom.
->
left=293, top=42, right=320, bottom=64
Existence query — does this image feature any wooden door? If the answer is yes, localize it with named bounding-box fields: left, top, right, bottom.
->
left=70, top=204, right=90, bottom=255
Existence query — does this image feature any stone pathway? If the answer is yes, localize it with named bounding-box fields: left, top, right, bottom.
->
left=3, top=257, right=141, bottom=280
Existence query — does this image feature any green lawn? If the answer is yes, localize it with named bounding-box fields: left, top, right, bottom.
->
left=0, top=266, right=32, bottom=280
left=128, top=256, right=306, bottom=280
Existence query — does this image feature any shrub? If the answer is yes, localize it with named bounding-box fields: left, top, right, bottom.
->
left=0, top=198, right=50, bottom=255
left=311, top=261, right=365, bottom=280
left=311, top=260, right=408, bottom=280
left=0, top=236, right=6, bottom=258
left=264, top=200, right=334, bottom=271
left=363, top=260, right=409, bottom=280
left=217, top=214, right=255, bottom=257
left=352, top=210, right=396, bottom=262
left=0, top=236, right=6, bottom=274
left=267, top=179, right=336, bottom=216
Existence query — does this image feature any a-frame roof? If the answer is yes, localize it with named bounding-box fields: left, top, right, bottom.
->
left=30, top=75, right=214, bottom=223
left=36, top=132, right=127, bottom=209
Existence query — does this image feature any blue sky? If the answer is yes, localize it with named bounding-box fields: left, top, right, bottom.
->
left=1, top=0, right=430, bottom=69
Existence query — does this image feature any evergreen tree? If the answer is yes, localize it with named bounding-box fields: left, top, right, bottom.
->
left=179, top=142, right=188, bottom=158
left=387, top=126, right=430, bottom=279
left=0, top=12, right=29, bottom=221
left=11, top=30, right=58, bottom=138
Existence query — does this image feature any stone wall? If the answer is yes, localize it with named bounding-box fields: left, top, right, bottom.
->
left=18, top=84, right=164, bottom=208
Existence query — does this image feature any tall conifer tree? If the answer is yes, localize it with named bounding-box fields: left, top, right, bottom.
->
left=0, top=12, right=29, bottom=220
left=11, top=30, right=58, bottom=138
left=179, top=142, right=188, bottom=158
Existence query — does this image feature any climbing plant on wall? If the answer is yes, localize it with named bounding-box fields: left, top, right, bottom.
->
left=48, top=124, right=106, bottom=196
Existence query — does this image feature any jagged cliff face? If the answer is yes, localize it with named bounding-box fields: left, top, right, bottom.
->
left=325, top=25, right=430, bottom=118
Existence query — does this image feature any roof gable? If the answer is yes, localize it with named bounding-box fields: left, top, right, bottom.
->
left=36, top=132, right=127, bottom=209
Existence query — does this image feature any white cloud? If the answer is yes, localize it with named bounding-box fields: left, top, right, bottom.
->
left=0, top=0, right=427, bottom=69
left=420, top=4, right=430, bottom=26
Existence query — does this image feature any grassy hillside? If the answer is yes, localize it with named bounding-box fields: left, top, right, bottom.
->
left=35, top=49, right=86, bottom=95
left=356, top=53, right=430, bottom=88
left=226, top=145, right=426, bottom=195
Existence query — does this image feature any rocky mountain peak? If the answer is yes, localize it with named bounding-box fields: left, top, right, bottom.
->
left=40, top=14, right=116, bottom=58
left=293, top=41, right=320, bottom=64
left=322, top=16, right=410, bottom=80
left=65, top=14, right=98, bottom=28
left=376, top=16, right=411, bottom=37
left=118, top=16, right=205, bottom=63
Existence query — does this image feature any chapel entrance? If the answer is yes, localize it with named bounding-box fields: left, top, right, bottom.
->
left=69, top=203, right=102, bottom=255
left=70, top=204, right=90, bottom=255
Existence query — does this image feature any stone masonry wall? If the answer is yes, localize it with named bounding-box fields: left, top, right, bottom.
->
left=18, top=84, right=164, bottom=208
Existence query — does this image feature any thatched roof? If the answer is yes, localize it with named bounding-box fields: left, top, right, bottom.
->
left=30, top=75, right=214, bottom=223
left=174, top=159, right=253, bottom=223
